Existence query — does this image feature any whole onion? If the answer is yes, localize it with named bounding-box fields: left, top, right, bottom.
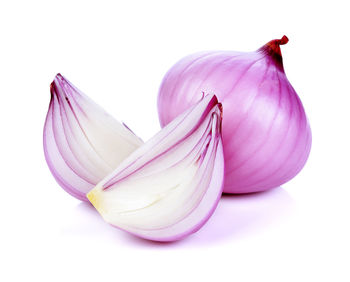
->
left=158, top=36, right=312, bottom=194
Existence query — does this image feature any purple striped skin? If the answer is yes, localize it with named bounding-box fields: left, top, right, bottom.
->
left=44, top=79, right=93, bottom=201
left=158, top=36, right=312, bottom=194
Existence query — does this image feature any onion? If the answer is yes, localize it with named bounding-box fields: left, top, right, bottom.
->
left=158, top=36, right=312, bottom=194
left=43, top=74, right=143, bottom=201
left=87, top=95, right=224, bottom=241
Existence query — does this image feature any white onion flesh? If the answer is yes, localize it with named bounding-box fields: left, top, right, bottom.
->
left=87, top=95, right=224, bottom=241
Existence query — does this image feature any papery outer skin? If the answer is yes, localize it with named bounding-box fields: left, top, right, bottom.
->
left=158, top=36, right=312, bottom=194
left=43, top=74, right=143, bottom=201
left=87, top=95, right=224, bottom=242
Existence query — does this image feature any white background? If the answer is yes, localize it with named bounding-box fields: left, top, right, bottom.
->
left=1, top=0, right=349, bottom=281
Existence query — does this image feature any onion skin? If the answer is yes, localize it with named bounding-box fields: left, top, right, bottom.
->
left=158, top=36, right=312, bottom=193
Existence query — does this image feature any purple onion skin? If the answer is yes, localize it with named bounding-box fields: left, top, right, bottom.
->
left=158, top=36, right=312, bottom=194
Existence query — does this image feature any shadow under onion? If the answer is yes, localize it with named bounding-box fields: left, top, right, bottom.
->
left=97, top=187, right=295, bottom=247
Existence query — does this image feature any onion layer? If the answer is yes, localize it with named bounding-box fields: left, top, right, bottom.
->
left=158, top=36, right=312, bottom=193
left=43, top=74, right=143, bottom=201
left=87, top=95, right=224, bottom=241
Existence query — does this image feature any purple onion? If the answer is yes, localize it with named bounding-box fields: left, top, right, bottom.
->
left=158, top=36, right=312, bottom=193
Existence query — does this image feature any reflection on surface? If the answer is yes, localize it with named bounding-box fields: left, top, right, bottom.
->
left=192, top=187, right=295, bottom=244
left=65, top=186, right=294, bottom=247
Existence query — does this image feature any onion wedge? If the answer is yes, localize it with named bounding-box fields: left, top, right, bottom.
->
left=43, top=74, right=143, bottom=201
left=87, top=95, right=224, bottom=241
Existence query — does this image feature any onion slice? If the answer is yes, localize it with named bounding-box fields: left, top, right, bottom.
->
left=87, top=95, right=224, bottom=241
left=43, top=74, right=143, bottom=201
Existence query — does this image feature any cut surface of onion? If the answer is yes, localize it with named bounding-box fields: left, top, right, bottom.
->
left=158, top=36, right=312, bottom=194
left=87, top=95, right=224, bottom=241
left=43, top=74, right=143, bottom=201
